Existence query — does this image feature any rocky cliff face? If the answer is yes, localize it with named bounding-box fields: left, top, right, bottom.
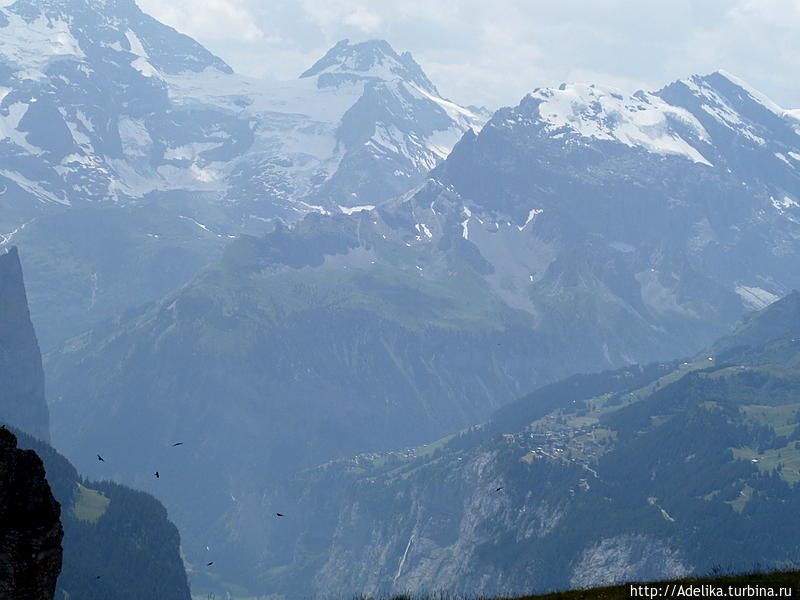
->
left=0, top=246, right=49, bottom=440
left=0, top=426, right=63, bottom=600
left=217, top=441, right=695, bottom=597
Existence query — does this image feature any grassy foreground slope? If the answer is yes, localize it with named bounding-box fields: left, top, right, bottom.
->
left=510, top=569, right=800, bottom=600
left=368, top=569, right=800, bottom=600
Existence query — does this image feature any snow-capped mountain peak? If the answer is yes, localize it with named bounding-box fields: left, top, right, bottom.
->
left=300, top=39, right=438, bottom=95
left=518, top=82, right=713, bottom=165
left=1, top=0, right=232, bottom=77
left=658, top=71, right=799, bottom=151
left=484, top=72, right=800, bottom=179
left=0, top=3, right=484, bottom=222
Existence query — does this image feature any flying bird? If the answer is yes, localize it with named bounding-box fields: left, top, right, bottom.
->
left=97, top=454, right=105, bottom=462
left=172, top=442, right=184, bottom=447
left=96, top=575, right=101, bottom=580
left=154, top=471, right=160, bottom=479
left=276, top=513, right=285, bottom=517
left=495, top=487, right=504, bottom=492
left=207, top=562, right=214, bottom=567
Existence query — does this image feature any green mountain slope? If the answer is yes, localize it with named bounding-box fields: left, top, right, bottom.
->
left=213, top=293, right=800, bottom=598
left=380, top=569, right=800, bottom=600
left=14, top=198, right=231, bottom=351
left=45, top=199, right=561, bottom=565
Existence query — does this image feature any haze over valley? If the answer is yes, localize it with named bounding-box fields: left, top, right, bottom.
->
left=1, top=1, right=799, bottom=598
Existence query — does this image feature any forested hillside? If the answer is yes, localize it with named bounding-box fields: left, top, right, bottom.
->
left=205, top=292, right=800, bottom=598
left=15, top=429, right=191, bottom=600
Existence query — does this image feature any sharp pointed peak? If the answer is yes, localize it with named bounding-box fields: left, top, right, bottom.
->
left=299, top=38, right=438, bottom=94
left=676, top=70, right=785, bottom=115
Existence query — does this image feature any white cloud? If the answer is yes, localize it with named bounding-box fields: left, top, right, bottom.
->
left=134, top=0, right=800, bottom=110
left=342, top=7, right=382, bottom=32
left=137, top=0, right=264, bottom=42
left=300, top=0, right=382, bottom=32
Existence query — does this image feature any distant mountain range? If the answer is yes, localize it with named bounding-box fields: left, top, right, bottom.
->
left=2, top=0, right=799, bottom=597
left=47, top=69, right=800, bottom=596
left=0, top=0, right=485, bottom=348
left=0, top=0, right=482, bottom=217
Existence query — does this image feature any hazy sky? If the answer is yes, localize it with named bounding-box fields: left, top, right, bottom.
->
left=137, top=0, right=799, bottom=110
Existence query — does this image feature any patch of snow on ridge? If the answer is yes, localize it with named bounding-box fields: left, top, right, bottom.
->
left=736, top=286, right=779, bottom=310
left=0, top=102, right=43, bottom=154
left=424, top=126, right=466, bottom=160
left=118, top=117, right=152, bottom=157
left=164, top=142, right=221, bottom=161
left=529, top=84, right=713, bottom=166
left=124, top=30, right=159, bottom=78
left=787, top=110, right=800, bottom=136
left=179, top=215, right=214, bottom=233
left=771, top=195, right=799, bottom=213
left=416, top=223, right=432, bottom=238
left=518, top=209, right=543, bottom=231
left=461, top=206, right=472, bottom=240
left=0, top=12, right=85, bottom=79
left=339, top=205, right=374, bottom=215
left=0, top=169, right=67, bottom=204
left=407, top=81, right=485, bottom=126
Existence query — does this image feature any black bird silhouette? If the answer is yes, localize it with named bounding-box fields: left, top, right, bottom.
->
left=172, top=442, right=184, bottom=446
left=207, top=561, right=214, bottom=566
left=154, top=471, right=160, bottom=478
left=494, top=486, right=503, bottom=492
left=96, top=575, right=101, bottom=580
left=276, top=513, right=285, bottom=517
left=97, top=454, right=105, bottom=462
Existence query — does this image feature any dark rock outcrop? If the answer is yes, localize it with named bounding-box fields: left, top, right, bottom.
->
left=0, top=247, right=49, bottom=440
left=0, top=426, right=63, bottom=599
